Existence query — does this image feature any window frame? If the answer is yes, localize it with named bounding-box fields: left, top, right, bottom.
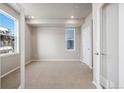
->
left=65, top=27, right=76, bottom=51
left=0, top=9, right=19, bottom=56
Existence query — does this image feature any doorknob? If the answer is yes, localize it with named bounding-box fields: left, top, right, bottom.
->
left=95, top=52, right=99, bottom=55
left=101, top=53, right=106, bottom=55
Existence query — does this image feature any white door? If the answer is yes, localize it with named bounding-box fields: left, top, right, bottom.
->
left=82, top=23, right=92, bottom=69
left=100, top=4, right=118, bottom=88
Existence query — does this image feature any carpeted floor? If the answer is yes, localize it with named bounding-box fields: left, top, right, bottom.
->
left=1, top=69, right=20, bottom=89
left=25, top=61, right=96, bottom=89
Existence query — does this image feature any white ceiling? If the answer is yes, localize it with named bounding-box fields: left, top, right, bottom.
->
left=22, top=3, right=92, bottom=19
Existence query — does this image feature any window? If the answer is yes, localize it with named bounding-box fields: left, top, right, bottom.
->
left=0, top=10, right=18, bottom=55
left=65, top=27, right=75, bottom=51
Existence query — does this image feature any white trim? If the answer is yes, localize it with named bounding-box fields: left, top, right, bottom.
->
left=31, top=59, right=80, bottom=62
left=89, top=64, right=93, bottom=69
left=92, top=80, right=97, bottom=88
left=0, top=9, right=16, bottom=21
left=100, top=75, right=109, bottom=89
left=92, top=3, right=105, bottom=89
left=0, top=66, right=20, bottom=79
left=25, top=59, right=33, bottom=65
left=19, top=5, right=25, bottom=89
left=80, top=58, right=93, bottom=69
left=92, top=80, right=103, bottom=89
left=18, top=85, right=21, bottom=89
left=0, top=59, right=32, bottom=79
left=0, top=53, right=19, bottom=57
left=119, top=4, right=124, bottom=89
left=85, top=62, right=92, bottom=69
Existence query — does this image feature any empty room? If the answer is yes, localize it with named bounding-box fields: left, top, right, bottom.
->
left=0, top=2, right=124, bottom=90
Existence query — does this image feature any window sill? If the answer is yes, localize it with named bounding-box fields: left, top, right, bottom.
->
left=0, top=52, right=19, bottom=57
left=66, top=49, right=76, bottom=52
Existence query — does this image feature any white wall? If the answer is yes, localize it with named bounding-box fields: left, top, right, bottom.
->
left=25, top=23, right=32, bottom=63
left=119, top=3, right=124, bottom=88
left=81, top=13, right=92, bottom=68
left=0, top=54, right=20, bottom=75
left=31, top=26, right=81, bottom=61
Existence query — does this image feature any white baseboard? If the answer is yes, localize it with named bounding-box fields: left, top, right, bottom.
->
left=0, top=59, right=79, bottom=78
left=92, top=80, right=103, bottom=89
left=100, top=75, right=109, bottom=88
left=31, top=59, right=80, bottom=62
left=25, top=59, right=33, bottom=65
left=92, top=80, right=97, bottom=88
left=0, top=59, right=32, bottom=79
left=88, top=64, right=92, bottom=69
left=18, top=85, right=21, bottom=89
left=80, top=59, right=92, bottom=69
left=100, top=76, right=116, bottom=89
left=0, top=66, right=20, bottom=78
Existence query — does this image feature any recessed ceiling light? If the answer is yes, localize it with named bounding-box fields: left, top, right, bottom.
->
left=31, top=16, right=35, bottom=19
left=70, top=16, right=74, bottom=19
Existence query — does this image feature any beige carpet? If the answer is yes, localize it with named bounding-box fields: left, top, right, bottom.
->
left=25, top=61, right=96, bottom=89
left=1, top=69, right=20, bottom=89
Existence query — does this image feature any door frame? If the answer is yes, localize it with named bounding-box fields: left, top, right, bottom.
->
left=93, top=3, right=106, bottom=89
left=17, top=4, right=25, bottom=89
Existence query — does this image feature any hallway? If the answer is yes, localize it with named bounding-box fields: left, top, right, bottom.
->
left=25, top=61, right=95, bottom=89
